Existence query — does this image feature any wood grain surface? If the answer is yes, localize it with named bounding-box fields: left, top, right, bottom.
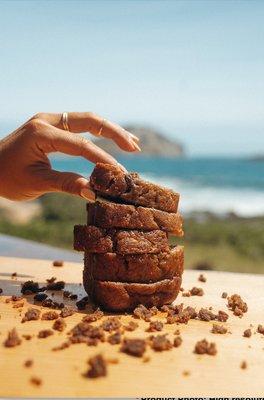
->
left=0, top=256, right=263, bottom=397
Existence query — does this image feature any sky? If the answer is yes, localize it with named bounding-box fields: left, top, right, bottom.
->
left=0, top=0, right=264, bottom=156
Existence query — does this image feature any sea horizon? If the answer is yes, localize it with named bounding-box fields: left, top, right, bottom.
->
left=51, top=155, right=264, bottom=218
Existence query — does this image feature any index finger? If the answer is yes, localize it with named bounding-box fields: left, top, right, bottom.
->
left=31, top=112, right=140, bottom=152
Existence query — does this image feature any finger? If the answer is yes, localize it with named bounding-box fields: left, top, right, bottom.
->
left=32, top=112, right=141, bottom=152
left=36, top=123, right=124, bottom=166
left=41, top=169, right=96, bottom=201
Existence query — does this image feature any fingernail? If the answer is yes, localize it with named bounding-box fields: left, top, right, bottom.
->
left=129, top=137, right=141, bottom=152
left=81, top=188, right=96, bottom=202
left=133, top=142, right=141, bottom=152
left=130, top=133, right=140, bottom=142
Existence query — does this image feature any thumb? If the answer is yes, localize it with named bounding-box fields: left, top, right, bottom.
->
left=46, top=170, right=95, bottom=201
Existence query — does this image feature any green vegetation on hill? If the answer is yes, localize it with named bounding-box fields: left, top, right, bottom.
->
left=0, top=193, right=263, bottom=274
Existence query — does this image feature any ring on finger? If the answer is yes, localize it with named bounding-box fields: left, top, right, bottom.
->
left=62, top=112, right=69, bottom=131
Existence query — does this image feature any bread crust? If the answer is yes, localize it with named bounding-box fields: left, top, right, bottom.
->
left=83, top=274, right=182, bottom=311
left=87, top=201, right=183, bottom=235
left=74, top=225, right=169, bottom=254
left=84, top=246, right=184, bottom=283
left=90, top=163, right=180, bottom=213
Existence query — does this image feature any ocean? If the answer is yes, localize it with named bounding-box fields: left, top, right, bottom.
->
left=51, top=156, right=264, bottom=217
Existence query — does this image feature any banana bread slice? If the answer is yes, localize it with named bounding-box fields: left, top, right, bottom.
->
left=90, top=163, right=180, bottom=213
left=87, top=201, right=183, bottom=235
left=74, top=225, right=169, bottom=254
left=83, top=274, right=182, bottom=311
left=84, top=246, right=184, bottom=283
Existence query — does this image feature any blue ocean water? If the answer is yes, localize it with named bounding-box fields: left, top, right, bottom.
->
left=51, top=156, right=264, bottom=217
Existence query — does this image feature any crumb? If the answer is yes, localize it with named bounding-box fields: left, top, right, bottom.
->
left=53, top=260, right=64, bottom=267
left=160, top=305, right=172, bottom=312
left=33, top=293, right=48, bottom=302
left=107, top=331, right=122, bottom=345
left=22, top=334, right=32, bottom=340
left=21, top=280, right=44, bottom=294
left=185, top=306, right=198, bottom=319
left=107, top=357, right=119, bottom=364
left=194, top=339, right=217, bottom=355
left=101, top=317, right=121, bottom=332
left=123, top=321, right=138, bottom=332
left=76, top=296, right=89, bottom=310
left=82, top=309, right=104, bottom=323
left=227, top=294, right=248, bottom=317
left=62, top=291, right=77, bottom=300
left=13, top=302, right=24, bottom=308
left=166, top=306, right=196, bottom=324
left=257, top=325, right=264, bottom=335
left=233, top=307, right=243, bottom=317
left=150, top=306, right=158, bottom=315
left=22, top=308, right=41, bottom=323
left=11, top=272, right=17, bottom=279
left=146, top=320, right=163, bottom=332
left=173, top=336, right=183, bottom=347
left=174, top=329, right=180, bottom=335
left=38, top=329, right=54, bottom=338
left=4, top=328, right=21, bottom=347
left=70, top=322, right=105, bottom=345
left=42, top=298, right=64, bottom=309
left=133, top=304, right=155, bottom=322
left=85, top=354, right=107, bottom=378
left=60, top=307, right=75, bottom=318
left=121, top=338, right=146, bottom=357
left=190, top=287, right=204, bottom=296
left=46, top=276, right=56, bottom=284
left=217, top=310, right=229, bottom=322
left=62, top=290, right=71, bottom=298
left=53, top=318, right=66, bottom=332
left=52, top=341, right=71, bottom=351
left=198, top=274, right=206, bottom=282
left=222, top=292, right=228, bottom=298
left=240, top=360, right=247, bottom=369
left=24, top=359, right=33, bottom=368
left=243, top=329, right=252, bottom=338
left=182, top=291, right=191, bottom=297
left=11, top=295, right=23, bottom=302
left=142, top=356, right=150, bottom=363
left=46, top=280, right=65, bottom=291
left=198, top=308, right=216, bottom=322
left=30, top=376, right=42, bottom=386
left=41, top=311, right=59, bottom=320
left=149, top=334, right=172, bottom=352
left=211, top=324, right=227, bottom=334
left=182, top=370, right=190, bottom=376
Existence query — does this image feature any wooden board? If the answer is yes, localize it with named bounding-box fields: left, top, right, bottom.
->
left=0, top=256, right=263, bottom=397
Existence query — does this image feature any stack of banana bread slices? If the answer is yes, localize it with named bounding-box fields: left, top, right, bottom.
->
left=74, top=163, right=184, bottom=311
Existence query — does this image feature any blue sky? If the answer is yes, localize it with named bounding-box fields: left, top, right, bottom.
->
left=0, top=0, right=264, bottom=156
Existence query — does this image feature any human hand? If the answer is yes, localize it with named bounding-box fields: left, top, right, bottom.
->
left=0, top=112, right=140, bottom=201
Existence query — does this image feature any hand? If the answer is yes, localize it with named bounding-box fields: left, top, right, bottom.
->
left=0, top=112, right=140, bottom=201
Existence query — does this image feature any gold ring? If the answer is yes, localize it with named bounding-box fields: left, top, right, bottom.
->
left=62, top=112, right=69, bottom=131
left=97, top=118, right=106, bottom=136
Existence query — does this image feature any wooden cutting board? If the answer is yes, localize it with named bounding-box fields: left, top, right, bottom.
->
left=0, top=256, right=263, bottom=397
